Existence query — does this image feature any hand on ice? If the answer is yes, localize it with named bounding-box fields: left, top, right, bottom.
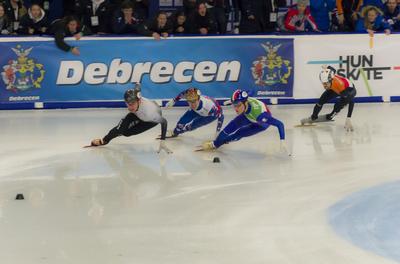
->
left=91, top=138, right=106, bottom=147
left=158, top=140, right=173, bottom=154
left=344, top=118, right=354, bottom=132
left=201, top=141, right=216, bottom=151
left=280, top=140, right=291, bottom=156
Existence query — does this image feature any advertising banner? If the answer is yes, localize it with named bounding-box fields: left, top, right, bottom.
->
left=294, top=34, right=400, bottom=99
left=0, top=37, right=294, bottom=107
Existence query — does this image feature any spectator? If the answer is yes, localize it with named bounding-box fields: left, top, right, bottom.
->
left=171, top=11, right=187, bottom=34
left=183, top=0, right=197, bottom=16
left=18, top=3, right=48, bottom=34
left=205, top=0, right=230, bottom=34
left=52, top=16, right=91, bottom=55
left=0, top=3, right=12, bottom=34
left=83, top=0, right=112, bottom=34
left=336, top=0, right=361, bottom=31
left=239, top=0, right=285, bottom=34
left=310, top=0, right=335, bottom=32
left=22, top=0, right=49, bottom=11
left=355, top=5, right=391, bottom=34
left=23, top=0, right=62, bottom=23
left=230, top=0, right=240, bottom=33
left=351, top=0, right=385, bottom=22
left=383, top=0, right=400, bottom=31
left=63, top=0, right=85, bottom=21
left=359, top=0, right=385, bottom=10
left=132, top=0, right=148, bottom=20
left=284, top=0, right=319, bottom=32
left=111, top=0, right=142, bottom=34
left=138, top=11, right=172, bottom=39
left=188, top=2, right=217, bottom=34
left=3, top=0, right=27, bottom=33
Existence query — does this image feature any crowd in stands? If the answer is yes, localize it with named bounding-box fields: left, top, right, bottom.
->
left=0, top=0, right=398, bottom=51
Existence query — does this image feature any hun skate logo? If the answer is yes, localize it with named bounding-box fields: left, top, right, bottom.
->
left=251, top=42, right=292, bottom=86
left=1, top=45, right=45, bottom=92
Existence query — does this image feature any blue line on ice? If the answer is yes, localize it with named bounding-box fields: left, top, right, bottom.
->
left=329, top=181, right=400, bottom=263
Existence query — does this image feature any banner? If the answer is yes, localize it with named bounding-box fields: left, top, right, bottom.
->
left=0, top=37, right=294, bottom=106
left=294, top=34, right=400, bottom=99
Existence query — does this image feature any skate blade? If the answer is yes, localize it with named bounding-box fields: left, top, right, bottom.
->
left=194, top=146, right=216, bottom=152
left=194, top=146, right=205, bottom=152
left=294, top=124, right=317, bottom=127
left=156, top=134, right=178, bottom=140
left=156, top=136, right=178, bottom=140
left=313, top=118, right=335, bottom=123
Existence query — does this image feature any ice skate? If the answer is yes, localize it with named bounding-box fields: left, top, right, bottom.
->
left=156, top=130, right=178, bottom=139
left=297, top=115, right=333, bottom=127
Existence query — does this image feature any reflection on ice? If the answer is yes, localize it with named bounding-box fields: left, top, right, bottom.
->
left=0, top=103, right=398, bottom=264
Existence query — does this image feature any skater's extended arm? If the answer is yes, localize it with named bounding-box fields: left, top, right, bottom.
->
left=102, top=121, right=124, bottom=144
left=257, top=113, right=285, bottom=140
left=159, top=117, right=168, bottom=140
left=157, top=117, right=173, bottom=154
left=347, top=101, right=355, bottom=118
left=166, top=89, right=191, bottom=107
left=173, top=89, right=191, bottom=102
left=216, top=113, right=224, bottom=132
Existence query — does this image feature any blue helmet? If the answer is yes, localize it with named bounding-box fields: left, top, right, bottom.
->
left=231, top=89, right=249, bottom=104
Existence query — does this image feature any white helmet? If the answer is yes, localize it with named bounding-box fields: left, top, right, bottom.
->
left=319, top=67, right=334, bottom=83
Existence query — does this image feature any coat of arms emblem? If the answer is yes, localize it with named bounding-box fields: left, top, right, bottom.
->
left=1, top=45, right=45, bottom=92
left=251, top=42, right=292, bottom=86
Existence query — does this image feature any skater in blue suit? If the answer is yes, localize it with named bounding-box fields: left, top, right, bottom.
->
left=165, top=87, right=224, bottom=138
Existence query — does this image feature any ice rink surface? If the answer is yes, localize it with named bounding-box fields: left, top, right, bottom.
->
left=0, top=103, right=399, bottom=264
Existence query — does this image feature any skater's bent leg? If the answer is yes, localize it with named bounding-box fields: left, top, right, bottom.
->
left=311, top=104, right=322, bottom=120
left=173, top=110, right=199, bottom=135
left=327, top=88, right=356, bottom=120
left=214, top=115, right=250, bottom=148
left=214, top=115, right=265, bottom=148
left=190, top=115, right=217, bottom=131
left=122, top=120, right=158, bottom=137
left=215, top=124, right=266, bottom=148
left=312, top=90, right=337, bottom=120
left=326, top=100, right=345, bottom=120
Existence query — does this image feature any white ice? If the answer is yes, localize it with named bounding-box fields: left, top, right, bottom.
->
left=0, top=103, right=399, bottom=264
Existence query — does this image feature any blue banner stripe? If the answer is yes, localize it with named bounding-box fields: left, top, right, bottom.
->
left=278, top=96, right=383, bottom=104
left=0, top=38, right=294, bottom=110
left=390, top=96, right=400, bottom=102
left=2, top=97, right=385, bottom=110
